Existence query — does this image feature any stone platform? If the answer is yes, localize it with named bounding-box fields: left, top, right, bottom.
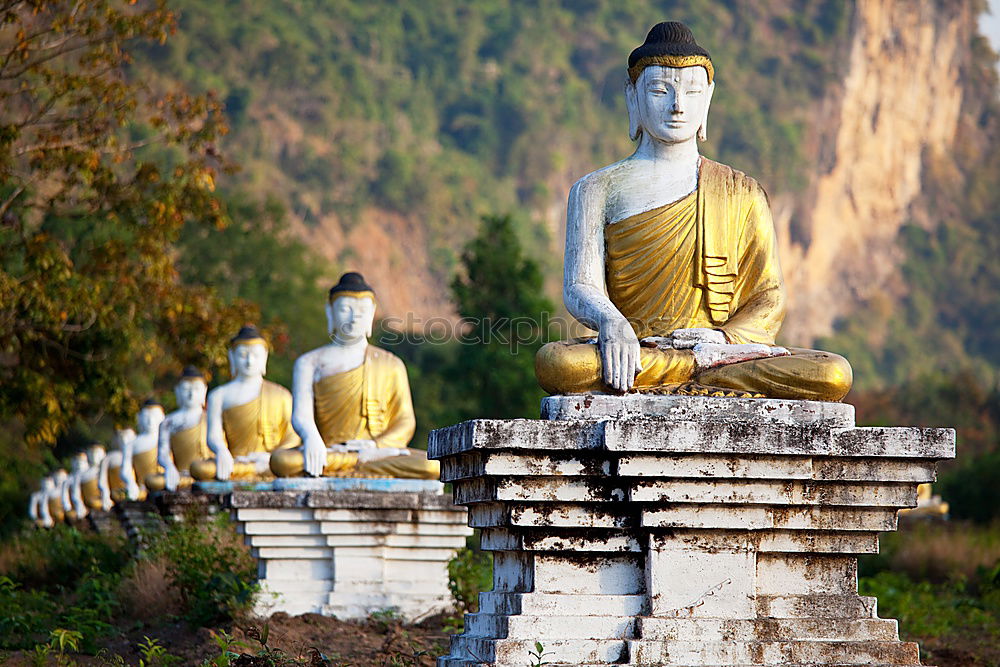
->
left=229, top=480, right=472, bottom=619
left=430, top=395, right=955, bottom=666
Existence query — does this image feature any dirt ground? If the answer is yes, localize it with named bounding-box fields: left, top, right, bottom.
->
left=1, top=612, right=450, bottom=666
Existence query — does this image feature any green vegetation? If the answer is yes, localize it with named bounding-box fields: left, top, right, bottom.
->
left=0, top=515, right=258, bottom=653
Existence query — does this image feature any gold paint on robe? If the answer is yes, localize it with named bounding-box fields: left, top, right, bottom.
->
left=221, top=380, right=299, bottom=456
left=269, top=346, right=437, bottom=479
left=81, top=477, right=102, bottom=510
left=132, top=447, right=160, bottom=487
left=536, top=159, right=851, bottom=402
left=169, top=417, right=209, bottom=472
left=47, top=496, right=65, bottom=523
left=107, top=464, right=126, bottom=501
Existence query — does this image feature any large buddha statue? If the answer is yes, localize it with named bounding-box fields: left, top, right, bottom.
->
left=98, top=428, right=133, bottom=509
left=270, top=272, right=438, bottom=479
left=146, top=367, right=209, bottom=492
left=535, top=22, right=851, bottom=401
left=45, top=468, right=68, bottom=525
left=190, top=326, right=299, bottom=482
left=121, top=400, right=165, bottom=500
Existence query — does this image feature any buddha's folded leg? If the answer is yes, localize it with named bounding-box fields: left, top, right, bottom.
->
left=535, top=339, right=696, bottom=394
left=269, top=448, right=362, bottom=478
left=189, top=458, right=216, bottom=481
left=144, top=473, right=167, bottom=493
left=355, top=449, right=440, bottom=479
left=695, top=347, right=853, bottom=402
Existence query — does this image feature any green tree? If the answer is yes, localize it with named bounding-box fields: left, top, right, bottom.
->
left=0, top=1, right=255, bottom=531
left=450, top=214, right=553, bottom=419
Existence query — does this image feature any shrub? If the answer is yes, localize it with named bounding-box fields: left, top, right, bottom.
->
left=0, top=525, right=129, bottom=592
left=447, top=547, right=492, bottom=618
left=147, top=512, right=259, bottom=626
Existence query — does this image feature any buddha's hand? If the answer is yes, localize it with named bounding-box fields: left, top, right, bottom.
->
left=164, top=464, right=180, bottom=492
left=126, top=479, right=140, bottom=501
left=303, top=437, right=327, bottom=477
left=215, top=449, right=234, bottom=481
left=669, top=328, right=727, bottom=348
left=599, top=317, right=643, bottom=392
left=344, top=439, right=376, bottom=451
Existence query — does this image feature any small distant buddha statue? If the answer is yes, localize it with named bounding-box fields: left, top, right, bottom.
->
left=65, top=452, right=90, bottom=520
left=79, top=445, right=107, bottom=511
left=270, top=272, right=438, bottom=479
left=121, top=400, right=166, bottom=500
left=46, top=468, right=68, bottom=525
left=98, top=428, right=133, bottom=509
left=145, top=367, right=209, bottom=492
left=535, top=22, right=852, bottom=400
left=190, top=326, right=299, bottom=482
left=29, top=479, right=49, bottom=528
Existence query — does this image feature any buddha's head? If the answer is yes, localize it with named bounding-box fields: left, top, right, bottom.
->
left=175, top=365, right=208, bottom=409
left=71, top=451, right=89, bottom=474
left=625, top=21, right=715, bottom=144
left=86, top=444, right=106, bottom=467
left=228, top=326, right=269, bottom=379
left=326, top=272, right=376, bottom=345
left=136, top=399, right=165, bottom=435
left=41, top=476, right=55, bottom=492
left=54, top=468, right=68, bottom=484
left=113, top=428, right=136, bottom=452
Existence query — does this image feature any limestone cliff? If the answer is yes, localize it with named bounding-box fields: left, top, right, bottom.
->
left=775, top=0, right=974, bottom=344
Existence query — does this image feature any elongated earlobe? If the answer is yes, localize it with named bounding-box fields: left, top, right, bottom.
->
left=625, top=81, right=642, bottom=141
left=698, top=81, right=715, bottom=142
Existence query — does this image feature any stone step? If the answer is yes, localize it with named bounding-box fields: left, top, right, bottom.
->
left=629, top=639, right=920, bottom=665
left=755, top=594, right=878, bottom=619
left=642, top=505, right=897, bottom=532
left=630, top=479, right=915, bottom=507
left=478, top=591, right=647, bottom=616
left=636, top=617, right=899, bottom=642
left=464, top=612, right=636, bottom=640
left=448, top=636, right=629, bottom=664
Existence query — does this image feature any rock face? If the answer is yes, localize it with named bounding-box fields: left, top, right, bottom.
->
left=778, top=0, right=974, bottom=343
left=430, top=396, right=954, bottom=666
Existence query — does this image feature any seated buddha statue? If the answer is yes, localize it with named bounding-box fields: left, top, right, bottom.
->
left=76, top=445, right=106, bottom=513
left=65, top=452, right=90, bottom=520
left=120, top=400, right=165, bottom=500
left=535, top=22, right=852, bottom=401
left=98, top=428, right=133, bottom=509
left=29, top=478, right=51, bottom=528
left=145, top=367, right=209, bottom=492
left=45, top=468, right=68, bottom=525
left=270, top=272, right=438, bottom=479
left=190, top=326, right=299, bottom=482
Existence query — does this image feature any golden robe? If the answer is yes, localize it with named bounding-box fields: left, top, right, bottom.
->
left=169, top=418, right=209, bottom=472
left=535, top=159, right=852, bottom=401
left=107, top=463, right=126, bottom=501
left=47, top=496, right=65, bottom=523
left=270, top=346, right=437, bottom=479
left=132, top=447, right=160, bottom=488
left=81, top=477, right=102, bottom=510
left=222, top=380, right=300, bottom=456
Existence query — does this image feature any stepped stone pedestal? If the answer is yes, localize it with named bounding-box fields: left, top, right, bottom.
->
left=229, top=480, right=472, bottom=619
left=430, top=395, right=955, bottom=667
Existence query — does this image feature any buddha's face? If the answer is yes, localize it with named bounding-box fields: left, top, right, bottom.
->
left=327, top=295, right=376, bottom=344
left=229, top=343, right=268, bottom=379
left=72, top=452, right=88, bottom=473
left=175, top=378, right=207, bottom=409
left=627, top=65, right=713, bottom=144
left=87, top=445, right=105, bottom=466
left=136, top=406, right=165, bottom=434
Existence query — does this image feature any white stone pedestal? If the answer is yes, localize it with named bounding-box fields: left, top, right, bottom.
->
left=229, top=481, right=472, bottom=620
left=430, top=396, right=955, bottom=666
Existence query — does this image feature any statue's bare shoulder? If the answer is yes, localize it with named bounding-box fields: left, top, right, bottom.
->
left=569, top=157, right=637, bottom=226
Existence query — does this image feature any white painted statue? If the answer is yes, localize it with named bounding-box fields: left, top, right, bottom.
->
left=64, top=452, right=90, bottom=520
left=28, top=479, right=47, bottom=528
left=190, top=326, right=298, bottom=482
left=77, top=445, right=106, bottom=513
left=120, top=401, right=165, bottom=500
left=147, top=367, right=209, bottom=492
left=98, top=428, right=133, bottom=510
left=269, top=272, right=437, bottom=479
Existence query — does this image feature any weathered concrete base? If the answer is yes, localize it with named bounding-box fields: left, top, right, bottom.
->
left=114, top=500, right=166, bottom=548
left=229, top=480, right=471, bottom=619
left=431, top=396, right=954, bottom=666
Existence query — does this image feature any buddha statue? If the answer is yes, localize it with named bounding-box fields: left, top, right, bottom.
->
left=45, top=468, right=68, bottom=525
left=121, top=400, right=165, bottom=500
left=98, top=428, right=133, bottom=509
left=270, top=272, right=438, bottom=479
left=79, top=445, right=107, bottom=511
left=145, top=367, right=209, bottom=492
left=535, top=22, right=852, bottom=401
left=29, top=478, right=49, bottom=528
left=190, top=326, right=299, bottom=482
left=65, top=452, right=90, bottom=520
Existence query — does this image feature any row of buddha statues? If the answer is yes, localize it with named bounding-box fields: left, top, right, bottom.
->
left=33, top=21, right=872, bottom=528
left=30, top=273, right=440, bottom=525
